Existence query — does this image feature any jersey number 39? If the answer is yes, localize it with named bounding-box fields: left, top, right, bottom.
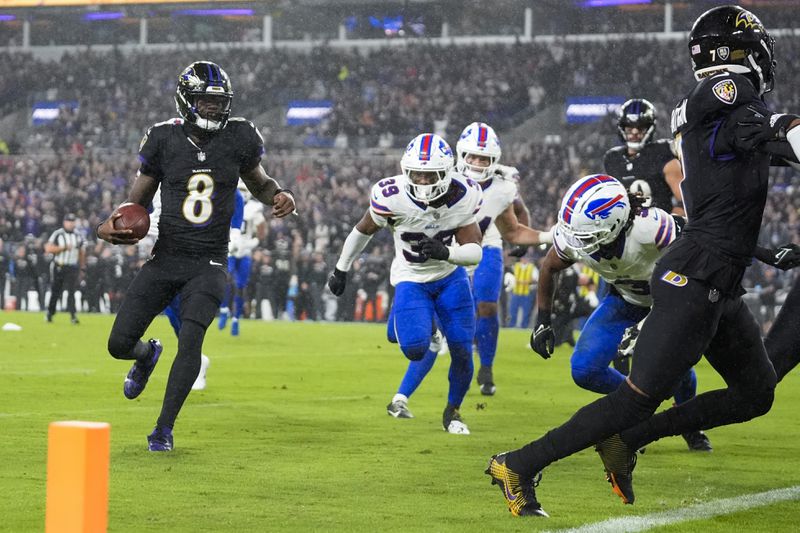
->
left=183, top=173, right=215, bottom=225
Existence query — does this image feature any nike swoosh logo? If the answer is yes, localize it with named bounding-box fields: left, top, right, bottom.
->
left=502, top=478, right=518, bottom=502
left=209, top=260, right=223, bottom=266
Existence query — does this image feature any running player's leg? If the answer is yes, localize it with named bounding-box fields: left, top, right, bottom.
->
left=473, top=246, right=503, bottom=393
left=570, top=293, right=647, bottom=394
left=435, top=269, right=476, bottom=410
left=231, top=255, right=252, bottom=335
left=620, top=297, right=776, bottom=451
left=765, top=277, right=800, bottom=382
left=156, top=261, right=226, bottom=431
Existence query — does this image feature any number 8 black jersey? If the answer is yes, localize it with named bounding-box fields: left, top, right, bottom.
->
left=138, top=117, right=264, bottom=261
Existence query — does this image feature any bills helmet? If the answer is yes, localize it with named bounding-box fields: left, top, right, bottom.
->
left=400, top=133, right=455, bottom=203
left=456, top=122, right=502, bottom=182
left=558, top=174, right=631, bottom=255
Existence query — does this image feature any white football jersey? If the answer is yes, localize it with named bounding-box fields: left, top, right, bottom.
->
left=476, top=164, right=520, bottom=249
left=553, top=207, right=677, bottom=307
left=231, top=199, right=265, bottom=258
left=369, top=173, right=483, bottom=285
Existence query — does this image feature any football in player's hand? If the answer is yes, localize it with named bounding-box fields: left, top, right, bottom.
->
left=113, top=203, right=150, bottom=240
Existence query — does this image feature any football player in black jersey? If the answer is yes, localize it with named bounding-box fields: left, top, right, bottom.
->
left=604, top=99, right=685, bottom=215
left=485, top=6, right=800, bottom=516
left=97, top=61, right=296, bottom=451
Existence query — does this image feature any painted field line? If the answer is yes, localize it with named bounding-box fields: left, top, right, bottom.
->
left=546, top=485, right=800, bottom=533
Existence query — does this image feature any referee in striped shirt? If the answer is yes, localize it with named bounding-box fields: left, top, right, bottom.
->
left=44, top=213, right=85, bottom=324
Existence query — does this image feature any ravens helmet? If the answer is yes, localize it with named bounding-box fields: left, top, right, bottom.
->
left=175, top=61, right=233, bottom=131
left=617, top=99, right=656, bottom=152
left=688, top=6, right=776, bottom=95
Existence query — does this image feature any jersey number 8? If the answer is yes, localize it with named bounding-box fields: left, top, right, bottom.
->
left=183, top=173, right=215, bottom=225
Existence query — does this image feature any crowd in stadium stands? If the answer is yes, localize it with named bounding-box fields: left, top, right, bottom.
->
left=2, top=36, right=800, bottom=329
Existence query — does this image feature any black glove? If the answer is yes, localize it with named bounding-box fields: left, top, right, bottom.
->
left=327, top=267, right=347, bottom=296
left=530, top=310, right=555, bottom=359
left=755, top=243, right=800, bottom=271
left=737, top=108, right=799, bottom=150
left=508, top=245, right=529, bottom=258
left=419, top=236, right=449, bottom=261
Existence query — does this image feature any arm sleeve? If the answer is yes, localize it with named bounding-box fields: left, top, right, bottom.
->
left=335, top=228, right=373, bottom=272
left=446, top=242, right=482, bottom=266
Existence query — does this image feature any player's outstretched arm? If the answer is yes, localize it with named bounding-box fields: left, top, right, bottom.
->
left=328, top=209, right=382, bottom=296
left=531, top=247, right=572, bottom=359
left=240, top=164, right=296, bottom=218
left=754, top=243, right=800, bottom=271
left=96, top=172, right=159, bottom=245
left=494, top=204, right=554, bottom=247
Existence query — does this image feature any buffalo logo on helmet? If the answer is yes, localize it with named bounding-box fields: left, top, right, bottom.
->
left=712, top=79, right=737, bottom=104
left=584, top=195, right=626, bottom=221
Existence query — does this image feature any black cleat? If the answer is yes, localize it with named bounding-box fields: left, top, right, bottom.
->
left=442, top=404, right=470, bottom=434
left=596, top=434, right=638, bottom=504
left=682, top=430, right=713, bottom=452
left=71, top=315, right=80, bottom=325
left=477, top=365, right=496, bottom=396
left=485, top=453, right=548, bottom=517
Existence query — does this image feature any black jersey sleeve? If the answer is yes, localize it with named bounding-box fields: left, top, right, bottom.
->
left=137, top=126, right=165, bottom=180
left=234, top=119, right=266, bottom=173
left=602, top=149, right=615, bottom=175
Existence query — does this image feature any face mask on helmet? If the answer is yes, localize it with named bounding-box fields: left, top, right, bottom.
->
left=175, top=61, right=234, bottom=131
left=456, top=122, right=501, bottom=182
left=617, top=99, right=656, bottom=152
left=688, top=6, right=776, bottom=95
left=400, top=133, right=455, bottom=203
left=558, top=174, right=632, bottom=255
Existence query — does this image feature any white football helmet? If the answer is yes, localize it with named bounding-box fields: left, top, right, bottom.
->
left=400, top=133, right=454, bottom=203
left=456, top=122, right=501, bottom=182
left=558, top=174, right=631, bottom=254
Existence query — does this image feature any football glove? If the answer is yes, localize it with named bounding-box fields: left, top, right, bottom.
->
left=530, top=311, right=555, bottom=359
left=737, top=108, right=800, bottom=150
left=327, top=268, right=347, bottom=296
left=419, top=236, right=449, bottom=261
left=762, top=243, right=800, bottom=271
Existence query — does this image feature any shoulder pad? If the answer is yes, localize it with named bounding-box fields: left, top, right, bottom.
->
left=693, top=72, right=760, bottom=112
left=631, top=207, right=675, bottom=250
left=495, top=164, right=521, bottom=182
left=552, top=226, right=577, bottom=262
left=369, top=175, right=404, bottom=217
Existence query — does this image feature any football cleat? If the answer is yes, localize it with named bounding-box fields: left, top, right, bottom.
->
left=218, top=307, right=229, bottom=330
left=123, top=339, right=162, bottom=400
left=45, top=312, right=53, bottom=323
left=443, top=404, right=470, bottom=434
left=485, top=453, right=548, bottom=517
left=596, top=434, right=638, bottom=504
left=70, top=315, right=80, bottom=325
left=147, top=426, right=174, bottom=452
left=477, top=365, right=496, bottom=396
left=387, top=399, right=414, bottom=419
left=231, top=317, right=239, bottom=337
left=682, top=430, right=713, bottom=452
left=191, top=354, right=210, bottom=391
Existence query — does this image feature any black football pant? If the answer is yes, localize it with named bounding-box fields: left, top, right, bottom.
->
left=108, top=253, right=226, bottom=429
left=48, top=264, right=79, bottom=316
left=764, top=276, right=800, bottom=383
left=507, top=263, right=776, bottom=478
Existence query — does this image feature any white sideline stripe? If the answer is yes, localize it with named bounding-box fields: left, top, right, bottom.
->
left=545, top=485, right=800, bottom=533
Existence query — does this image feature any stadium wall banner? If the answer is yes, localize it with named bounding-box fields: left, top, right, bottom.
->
left=565, top=96, right=626, bottom=124
left=285, top=100, right=333, bottom=126
left=31, top=100, right=79, bottom=125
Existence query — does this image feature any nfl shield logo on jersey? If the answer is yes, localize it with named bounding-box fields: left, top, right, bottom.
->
left=712, top=79, right=737, bottom=105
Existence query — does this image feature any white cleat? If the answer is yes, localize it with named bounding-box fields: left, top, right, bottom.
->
left=429, top=329, right=444, bottom=354
left=191, top=354, right=210, bottom=391
left=445, top=420, right=471, bottom=435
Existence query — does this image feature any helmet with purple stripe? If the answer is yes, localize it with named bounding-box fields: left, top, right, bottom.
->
left=558, top=174, right=631, bottom=254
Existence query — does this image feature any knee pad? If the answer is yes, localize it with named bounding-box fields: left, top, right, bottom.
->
left=734, top=384, right=775, bottom=421
left=571, top=364, right=602, bottom=392
left=401, top=342, right=428, bottom=361
left=447, top=341, right=472, bottom=362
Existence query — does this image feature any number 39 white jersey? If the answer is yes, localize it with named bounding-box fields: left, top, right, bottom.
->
left=369, top=173, right=483, bottom=285
left=553, top=207, right=678, bottom=307
left=475, top=164, right=519, bottom=249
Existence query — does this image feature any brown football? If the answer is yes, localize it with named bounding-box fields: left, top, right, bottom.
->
left=113, top=202, right=150, bottom=240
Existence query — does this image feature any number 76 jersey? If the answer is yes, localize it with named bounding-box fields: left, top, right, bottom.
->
left=369, top=173, right=483, bottom=286
left=138, top=117, right=264, bottom=261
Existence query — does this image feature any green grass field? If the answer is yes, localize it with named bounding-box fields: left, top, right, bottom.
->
left=2, top=312, right=800, bottom=532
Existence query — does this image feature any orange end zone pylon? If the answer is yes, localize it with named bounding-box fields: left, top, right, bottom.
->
left=46, top=421, right=110, bottom=533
